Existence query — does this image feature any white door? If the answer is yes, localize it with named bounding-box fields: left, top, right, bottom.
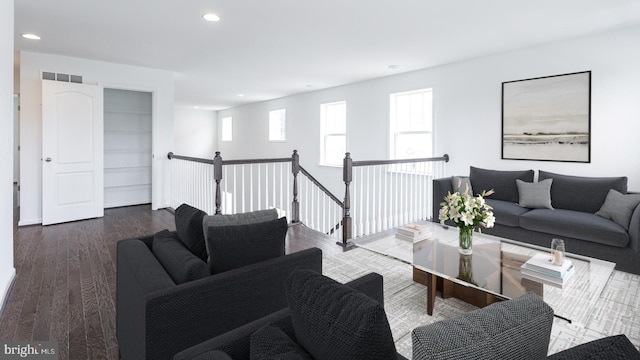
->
left=42, top=80, right=104, bottom=225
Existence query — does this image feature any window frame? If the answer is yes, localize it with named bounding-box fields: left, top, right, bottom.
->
left=221, top=116, right=233, bottom=142
left=268, top=108, right=287, bottom=142
left=389, top=88, right=433, bottom=160
left=320, top=101, right=347, bottom=167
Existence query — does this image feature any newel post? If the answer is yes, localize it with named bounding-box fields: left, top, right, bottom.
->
left=291, top=150, right=300, bottom=223
left=214, top=151, right=223, bottom=215
left=341, top=152, right=353, bottom=246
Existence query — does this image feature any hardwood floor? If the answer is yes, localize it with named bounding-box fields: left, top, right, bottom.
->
left=1, top=204, right=344, bottom=360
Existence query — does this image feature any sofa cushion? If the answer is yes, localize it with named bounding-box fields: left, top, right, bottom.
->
left=152, top=230, right=210, bottom=284
left=486, top=199, right=529, bottom=227
left=206, top=217, right=288, bottom=274
left=516, top=179, right=553, bottom=209
left=520, top=209, right=630, bottom=248
left=538, top=171, right=627, bottom=213
left=596, top=189, right=640, bottom=230
left=452, top=176, right=473, bottom=196
left=547, top=334, right=640, bottom=360
left=175, top=203, right=208, bottom=261
left=286, top=269, right=397, bottom=360
left=203, top=209, right=279, bottom=249
left=250, top=325, right=312, bottom=360
left=469, top=166, right=534, bottom=203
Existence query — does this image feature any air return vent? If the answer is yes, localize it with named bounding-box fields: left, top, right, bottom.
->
left=42, top=71, right=83, bottom=83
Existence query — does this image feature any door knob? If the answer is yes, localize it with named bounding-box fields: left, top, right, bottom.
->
left=45, top=157, right=52, bottom=162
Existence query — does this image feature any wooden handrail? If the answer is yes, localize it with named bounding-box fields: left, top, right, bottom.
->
left=352, top=154, right=449, bottom=167
left=167, top=152, right=215, bottom=164
left=298, top=165, right=344, bottom=207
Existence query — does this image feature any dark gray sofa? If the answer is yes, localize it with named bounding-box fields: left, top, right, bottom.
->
left=433, top=167, right=640, bottom=274
left=412, top=292, right=639, bottom=359
left=117, top=237, right=322, bottom=360
left=174, top=271, right=408, bottom=360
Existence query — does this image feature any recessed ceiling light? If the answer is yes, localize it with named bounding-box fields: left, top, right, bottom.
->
left=194, top=106, right=200, bottom=109
left=22, top=33, right=41, bottom=40
left=203, top=13, right=221, bottom=22
left=237, top=94, right=245, bottom=97
left=388, top=64, right=400, bottom=70
left=306, top=84, right=314, bottom=88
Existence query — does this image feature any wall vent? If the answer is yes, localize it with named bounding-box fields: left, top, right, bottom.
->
left=42, top=71, right=83, bottom=84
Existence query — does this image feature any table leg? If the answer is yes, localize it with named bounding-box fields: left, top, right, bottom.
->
left=426, top=272, right=436, bottom=315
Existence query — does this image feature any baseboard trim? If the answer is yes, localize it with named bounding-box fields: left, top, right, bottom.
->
left=18, top=218, right=42, bottom=226
left=0, top=267, right=16, bottom=317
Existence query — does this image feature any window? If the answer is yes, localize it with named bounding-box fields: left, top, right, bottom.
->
left=389, top=89, right=433, bottom=159
left=320, top=101, right=346, bottom=166
left=221, top=116, right=232, bottom=142
left=269, top=109, right=286, bottom=141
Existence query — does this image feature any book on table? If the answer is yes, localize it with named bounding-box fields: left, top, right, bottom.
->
left=521, top=267, right=575, bottom=289
left=522, top=253, right=573, bottom=277
left=396, top=224, right=429, bottom=241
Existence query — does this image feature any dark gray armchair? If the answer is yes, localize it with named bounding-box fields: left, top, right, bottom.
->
left=412, top=292, right=639, bottom=360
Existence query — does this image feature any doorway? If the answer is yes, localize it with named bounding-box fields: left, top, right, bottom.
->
left=13, top=94, right=18, bottom=210
left=103, top=88, right=152, bottom=208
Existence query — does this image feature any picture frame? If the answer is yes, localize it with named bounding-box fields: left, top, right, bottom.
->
left=501, top=71, right=591, bottom=163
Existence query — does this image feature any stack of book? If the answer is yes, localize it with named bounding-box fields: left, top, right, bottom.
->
left=521, top=253, right=574, bottom=288
left=395, top=224, right=428, bottom=242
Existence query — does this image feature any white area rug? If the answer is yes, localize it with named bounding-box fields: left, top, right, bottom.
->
left=322, top=247, right=640, bottom=359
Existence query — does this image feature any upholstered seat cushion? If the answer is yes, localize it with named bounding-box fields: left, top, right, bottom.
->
left=206, top=217, right=288, bottom=274
left=285, top=270, right=397, bottom=360
left=520, top=209, right=630, bottom=248
left=175, top=203, right=209, bottom=261
left=487, top=199, right=530, bottom=227
left=152, top=230, right=210, bottom=284
left=250, top=325, right=312, bottom=360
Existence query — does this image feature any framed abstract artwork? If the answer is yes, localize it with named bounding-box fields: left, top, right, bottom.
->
left=502, top=71, right=591, bottom=163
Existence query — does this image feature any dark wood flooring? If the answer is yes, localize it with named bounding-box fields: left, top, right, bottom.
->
left=1, top=204, right=344, bottom=360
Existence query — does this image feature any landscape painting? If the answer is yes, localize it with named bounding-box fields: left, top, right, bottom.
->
left=502, top=71, right=591, bottom=162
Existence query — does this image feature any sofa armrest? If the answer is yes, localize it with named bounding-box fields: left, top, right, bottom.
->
left=173, top=272, right=385, bottom=360
left=433, top=177, right=453, bottom=223
left=117, top=238, right=176, bottom=360
left=412, top=292, right=553, bottom=360
left=628, top=203, right=640, bottom=253
left=144, top=247, right=322, bottom=360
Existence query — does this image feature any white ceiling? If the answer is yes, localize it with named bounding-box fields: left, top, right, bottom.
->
left=14, top=0, right=640, bottom=110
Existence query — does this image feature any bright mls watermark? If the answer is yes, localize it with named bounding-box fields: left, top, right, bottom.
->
left=1, top=341, right=58, bottom=359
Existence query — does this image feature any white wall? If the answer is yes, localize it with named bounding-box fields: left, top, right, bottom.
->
left=174, top=106, right=217, bottom=159
left=19, top=51, right=175, bottom=225
left=1, top=0, right=16, bottom=309
left=219, top=25, right=640, bottom=193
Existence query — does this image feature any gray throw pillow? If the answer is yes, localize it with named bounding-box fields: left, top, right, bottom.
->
left=152, top=230, right=210, bottom=284
left=516, top=179, right=553, bottom=209
left=250, top=325, right=312, bottom=360
left=206, top=217, right=288, bottom=274
left=286, top=270, right=397, bottom=360
left=452, top=176, right=473, bottom=196
left=596, top=189, right=640, bottom=230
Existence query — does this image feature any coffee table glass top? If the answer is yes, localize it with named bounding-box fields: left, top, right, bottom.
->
left=412, top=222, right=615, bottom=325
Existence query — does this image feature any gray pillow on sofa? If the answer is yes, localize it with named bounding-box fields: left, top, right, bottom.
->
left=152, top=230, right=210, bottom=284
left=206, top=217, right=288, bottom=274
left=174, top=203, right=208, bottom=261
left=596, top=189, right=640, bottom=230
left=469, top=166, right=534, bottom=203
left=285, top=270, right=397, bottom=360
left=516, top=179, right=553, bottom=209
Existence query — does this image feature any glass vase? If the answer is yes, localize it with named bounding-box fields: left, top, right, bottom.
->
left=459, top=227, right=473, bottom=255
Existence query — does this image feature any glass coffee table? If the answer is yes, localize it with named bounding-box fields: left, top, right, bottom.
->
left=412, top=223, right=615, bottom=325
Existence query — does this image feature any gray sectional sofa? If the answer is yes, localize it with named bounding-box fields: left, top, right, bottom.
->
left=433, top=167, right=640, bottom=274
